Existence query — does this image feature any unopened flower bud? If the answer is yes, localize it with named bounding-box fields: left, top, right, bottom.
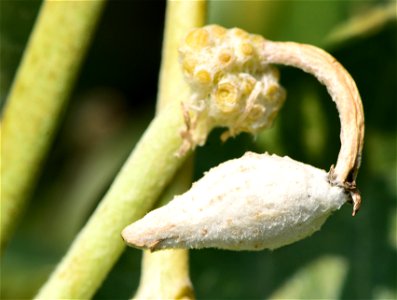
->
left=178, top=25, right=286, bottom=152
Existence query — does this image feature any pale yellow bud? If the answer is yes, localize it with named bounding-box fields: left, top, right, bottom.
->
left=214, top=82, right=239, bottom=113
left=240, top=42, right=254, bottom=56
left=185, top=28, right=210, bottom=49
left=218, top=51, right=233, bottom=65
left=194, top=69, right=212, bottom=85
left=247, top=104, right=265, bottom=121
left=251, top=34, right=265, bottom=46
left=231, top=27, right=249, bottom=39
left=178, top=25, right=285, bottom=152
left=207, top=24, right=227, bottom=38
left=267, top=84, right=281, bottom=99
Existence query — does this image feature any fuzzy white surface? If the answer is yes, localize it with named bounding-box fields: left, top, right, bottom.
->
left=122, top=152, right=348, bottom=251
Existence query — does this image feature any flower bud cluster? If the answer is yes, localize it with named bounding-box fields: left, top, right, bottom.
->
left=179, top=25, right=286, bottom=148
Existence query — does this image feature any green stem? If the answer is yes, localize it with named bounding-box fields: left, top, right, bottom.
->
left=133, top=159, right=195, bottom=299
left=36, top=101, right=188, bottom=299
left=0, top=0, right=105, bottom=253
left=36, top=0, right=207, bottom=297
left=156, top=0, right=207, bottom=112
left=133, top=2, right=206, bottom=298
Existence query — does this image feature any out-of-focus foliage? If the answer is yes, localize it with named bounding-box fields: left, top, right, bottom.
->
left=1, top=1, right=396, bottom=299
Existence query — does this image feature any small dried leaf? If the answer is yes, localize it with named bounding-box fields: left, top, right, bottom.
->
left=122, top=152, right=348, bottom=251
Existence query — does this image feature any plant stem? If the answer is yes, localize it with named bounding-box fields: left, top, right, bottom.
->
left=37, top=0, right=207, bottom=297
left=133, top=159, right=195, bottom=299
left=36, top=100, right=188, bottom=298
left=0, top=0, right=105, bottom=253
left=156, top=0, right=207, bottom=112
left=133, top=1, right=206, bottom=298
left=135, top=248, right=194, bottom=299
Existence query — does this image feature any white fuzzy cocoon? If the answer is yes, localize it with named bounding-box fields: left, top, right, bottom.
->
left=122, top=152, right=348, bottom=251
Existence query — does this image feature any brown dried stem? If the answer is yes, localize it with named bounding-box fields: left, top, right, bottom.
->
left=261, top=41, right=364, bottom=215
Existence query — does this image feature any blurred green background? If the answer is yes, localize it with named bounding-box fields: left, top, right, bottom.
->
left=1, top=0, right=396, bottom=299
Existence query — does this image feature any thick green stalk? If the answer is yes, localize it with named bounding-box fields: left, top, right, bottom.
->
left=156, top=0, right=206, bottom=112
left=134, top=250, right=195, bottom=299
left=36, top=101, right=188, bottom=299
left=0, top=0, right=105, bottom=253
left=36, top=1, right=206, bottom=297
left=133, top=159, right=195, bottom=299
left=133, top=1, right=206, bottom=298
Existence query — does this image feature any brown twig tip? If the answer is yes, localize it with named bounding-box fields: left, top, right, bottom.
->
left=261, top=40, right=365, bottom=215
left=351, top=189, right=361, bottom=216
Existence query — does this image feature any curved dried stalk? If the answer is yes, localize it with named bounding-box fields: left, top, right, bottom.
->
left=261, top=41, right=364, bottom=214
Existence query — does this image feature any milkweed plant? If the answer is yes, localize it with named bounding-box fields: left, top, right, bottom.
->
left=1, top=1, right=396, bottom=299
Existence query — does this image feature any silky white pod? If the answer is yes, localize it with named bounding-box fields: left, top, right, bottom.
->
left=122, top=152, right=348, bottom=251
